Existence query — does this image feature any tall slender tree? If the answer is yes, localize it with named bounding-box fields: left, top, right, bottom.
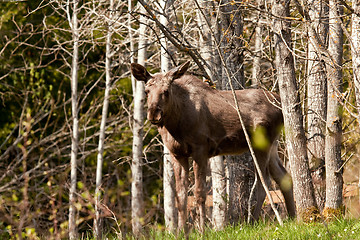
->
left=67, top=0, right=80, bottom=238
left=158, top=0, right=178, bottom=231
left=197, top=0, right=227, bottom=229
left=131, top=3, right=147, bottom=236
left=351, top=0, right=360, bottom=198
left=219, top=0, right=255, bottom=223
left=129, top=0, right=136, bottom=96
left=252, top=0, right=264, bottom=87
left=94, top=0, right=114, bottom=238
left=352, top=0, right=360, bottom=116
left=306, top=0, right=328, bottom=210
left=272, top=0, right=319, bottom=221
left=323, top=0, right=343, bottom=218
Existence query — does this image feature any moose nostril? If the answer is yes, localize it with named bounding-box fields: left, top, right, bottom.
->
left=148, top=107, right=163, bottom=122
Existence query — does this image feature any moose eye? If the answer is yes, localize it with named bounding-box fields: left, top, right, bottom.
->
left=164, top=90, right=169, bottom=97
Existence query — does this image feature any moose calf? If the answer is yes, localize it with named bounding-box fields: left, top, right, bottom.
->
left=131, top=61, right=295, bottom=232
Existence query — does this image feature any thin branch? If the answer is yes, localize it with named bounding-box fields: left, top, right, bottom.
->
left=136, top=0, right=212, bottom=82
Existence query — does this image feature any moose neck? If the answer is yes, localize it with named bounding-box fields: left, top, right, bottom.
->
left=159, top=75, right=220, bottom=138
left=162, top=85, right=183, bottom=129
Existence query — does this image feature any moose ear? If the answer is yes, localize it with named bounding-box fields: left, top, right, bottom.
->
left=170, top=61, right=190, bottom=80
left=131, top=63, right=152, bottom=82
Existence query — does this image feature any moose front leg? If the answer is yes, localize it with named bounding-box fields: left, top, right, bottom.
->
left=171, top=155, right=189, bottom=233
left=193, top=157, right=208, bottom=232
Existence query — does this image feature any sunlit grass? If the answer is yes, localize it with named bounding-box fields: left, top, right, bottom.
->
left=76, top=218, right=360, bottom=239
left=143, top=218, right=360, bottom=240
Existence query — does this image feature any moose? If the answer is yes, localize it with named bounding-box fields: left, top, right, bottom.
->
left=131, top=61, right=296, bottom=232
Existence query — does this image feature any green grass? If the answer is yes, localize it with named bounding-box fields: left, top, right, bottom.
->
left=145, top=219, right=360, bottom=240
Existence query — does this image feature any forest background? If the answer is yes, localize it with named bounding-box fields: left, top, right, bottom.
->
left=1, top=0, right=360, bottom=239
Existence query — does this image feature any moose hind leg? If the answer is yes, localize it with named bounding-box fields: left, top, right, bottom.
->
left=172, top=155, right=189, bottom=233
left=193, top=158, right=208, bottom=232
left=251, top=168, right=271, bottom=221
left=269, top=155, right=296, bottom=218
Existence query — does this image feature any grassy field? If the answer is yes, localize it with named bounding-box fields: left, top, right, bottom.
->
left=143, top=219, right=360, bottom=240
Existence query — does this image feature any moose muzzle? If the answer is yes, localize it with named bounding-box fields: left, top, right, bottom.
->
left=147, top=107, right=163, bottom=125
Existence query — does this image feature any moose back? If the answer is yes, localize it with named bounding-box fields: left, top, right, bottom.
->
left=131, top=61, right=295, bottom=232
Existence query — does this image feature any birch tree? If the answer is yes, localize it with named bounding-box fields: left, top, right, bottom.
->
left=196, top=0, right=227, bottom=229
left=307, top=0, right=328, bottom=168
left=252, top=0, right=264, bottom=87
left=94, top=0, right=114, bottom=238
left=271, top=0, right=319, bottom=221
left=67, top=0, right=80, bottom=238
left=351, top=0, right=360, bottom=199
left=129, top=0, right=136, bottom=93
left=131, top=4, right=147, bottom=236
left=306, top=0, right=328, bottom=210
left=158, top=0, right=178, bottom=231
left=351, top=0, right=360, bottom=202
left=323, top=0, right=343, bottom=218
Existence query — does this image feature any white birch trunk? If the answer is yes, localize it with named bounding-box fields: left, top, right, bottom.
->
left=209, top=156, right=226, bottom=229
left=252, top=0, right=264, bottom=87
left=272, top=0, right=319, bottom=221
left=351, top=0, right=360, bottom=199
left=68, top=0, right=79, bottom=239
left=131, top=4, right=147, bottom=236
left=159, top=0, right=177, bottom=231
left=94, top=0, right=113, bottom=238
left=352, top=0, right=360, bottom=113
left=129, top=0, right=136, bottom=94
left=163, top=147, right=177, bottom=230
left=197, top=0, right=227, bottom=229
left=307, top=0, right=328, bottom=167
left=306, top=0, right=328, bottom=210
left=324, top=0, right=343, bottom=215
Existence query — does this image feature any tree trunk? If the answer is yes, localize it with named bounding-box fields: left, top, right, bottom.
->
left=252, top=0, right=264, bottom=87
left=227, top=154, right=254, bottom=223
left=129, top=0, right=136, bottom=97
left=323, top=0, right=343, bottom=219
left=163, top=147, right=177, bottom=230
left=352, top=0, right=360, bottom=114
left=198, top=0, right=227, bottom=230
left=272, top=0, right=319, bottom=221
left=197, top=0, right=221, bottom=84
left=68, top=0, right=79, bottom=238
left=131, top=4, right=147, bottom=236
left=219, top=0, right=244, bottom=89
left=94, top=0, right=113, bottom=238
left=306, top=0, right=328, bottom=211
left=159, top=0, right=177, bottom=231
left=209, top=156, right=226, bottom=229
left=351, top=0, right=360, bottom=200
left=219, top=0, right=255, bottom=223
left=197, top=0, right=227, bottom=229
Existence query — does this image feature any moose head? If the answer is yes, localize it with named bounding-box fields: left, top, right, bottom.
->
left=130, top=61, right=190, bottom=125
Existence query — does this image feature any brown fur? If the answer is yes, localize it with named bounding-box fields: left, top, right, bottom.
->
left=131, top=61, right=296, bottom=232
